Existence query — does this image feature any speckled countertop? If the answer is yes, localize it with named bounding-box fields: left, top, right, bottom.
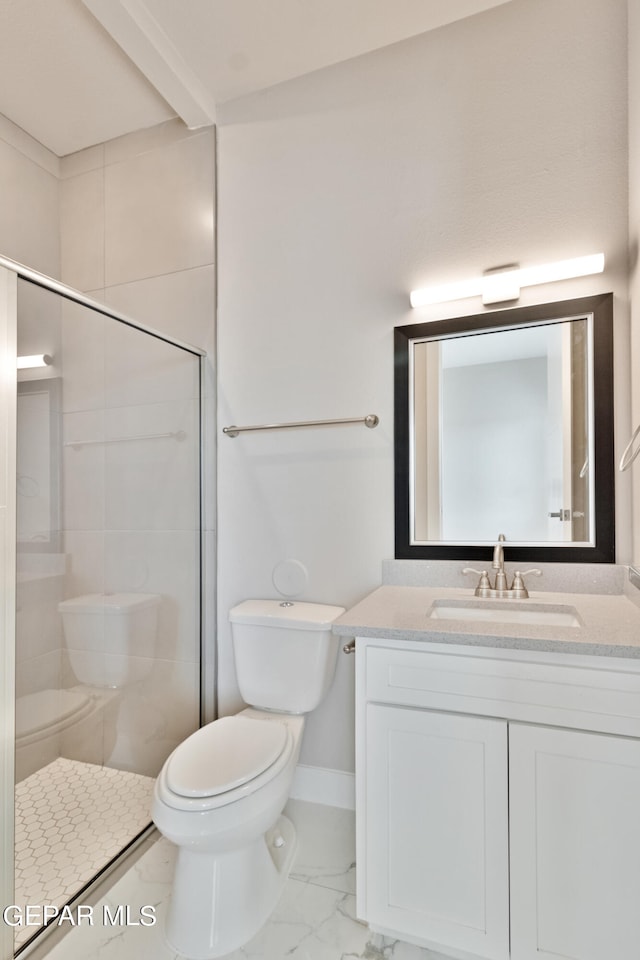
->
left=332, top=584, right=640, bottom=659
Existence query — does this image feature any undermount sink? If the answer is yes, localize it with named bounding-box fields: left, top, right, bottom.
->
left=428, top=599, right=582, bottom=628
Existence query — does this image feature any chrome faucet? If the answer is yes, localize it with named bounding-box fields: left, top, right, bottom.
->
left=462, top=533, right=542, bottom=599
left=492, top=533, right=508, bottom=592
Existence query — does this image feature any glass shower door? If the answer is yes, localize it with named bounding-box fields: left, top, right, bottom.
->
left=10, top=273, right=203, bottom=953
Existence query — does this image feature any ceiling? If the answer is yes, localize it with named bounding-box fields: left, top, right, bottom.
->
left=0, top=0, right=512, bottom=157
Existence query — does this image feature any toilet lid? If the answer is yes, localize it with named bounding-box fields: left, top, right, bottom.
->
left=165, top=715, right=289, bottom=798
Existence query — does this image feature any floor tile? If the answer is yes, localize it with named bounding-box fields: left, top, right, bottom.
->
left=15, top=758, right=154, bottom=950
left=40, top=799, right=444, bottom=960
left=286, top=798, right=356, bottom=895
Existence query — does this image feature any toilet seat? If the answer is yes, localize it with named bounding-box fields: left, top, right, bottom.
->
left=166, top=715, right=288, bottom=798
left=158, top=715, right=296, bottom=812
left=15, top=689, right=94, bottom=746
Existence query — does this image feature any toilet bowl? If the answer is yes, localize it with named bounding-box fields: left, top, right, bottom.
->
left=15, top=686, right=118, bottom=782
left=153, top=709, right=303, bottom=958
left=152, top=599, right=345, bottom=959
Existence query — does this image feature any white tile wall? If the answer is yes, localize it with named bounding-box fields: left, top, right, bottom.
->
left=60, top=532, right=105, bottom=598
left=102, top=658, right=200, bottom=776
left=0, top=136, right=59, bottom=276
left=17, top=282, right=62, bottom=367
left=57, top=117, right=216, bottom=773
left=104, top=401, right=199, bottom=532
left=59, top=170, right=105, bottom=292
left=15, top=573, right=65, bottom=699
left=104, top=325, right=199, bottom=409
left=103, top=530, right=200, bottom=661
left=60, top=301, right=106, bottom=414
left=104, top=131, right=215, bottom=287
left=15, top=651, right=62, bottom=701
left=104, top=265, right=215, bottom=356
left=62, top=411, right=105, bottom=531
left=0, top=107, right=215, bottom=960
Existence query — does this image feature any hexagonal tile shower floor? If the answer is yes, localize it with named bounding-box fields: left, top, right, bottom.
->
left=14, top=757, right=155, bottom=950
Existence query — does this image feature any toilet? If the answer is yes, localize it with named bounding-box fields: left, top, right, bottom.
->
left=152, top=598, right=345, bottom=960
left=58, top=592, right=160, bottom=687
left=15, top=686, right=118, bottom=781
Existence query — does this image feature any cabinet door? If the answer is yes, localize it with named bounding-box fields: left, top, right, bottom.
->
left=509, top=722, right=640, bottom=960
left=365, top=703, right=509, bottom=960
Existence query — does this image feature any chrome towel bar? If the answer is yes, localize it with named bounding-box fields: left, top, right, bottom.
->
left=64, top=430, right=187, bottom=448
left=223, top=414, right=379, bottom=438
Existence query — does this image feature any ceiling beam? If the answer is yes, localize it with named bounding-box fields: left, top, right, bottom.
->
left=82, top=0, right=216, bottom=128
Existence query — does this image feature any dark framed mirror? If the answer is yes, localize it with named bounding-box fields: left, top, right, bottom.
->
left=394, top=293, right=614, bottom=563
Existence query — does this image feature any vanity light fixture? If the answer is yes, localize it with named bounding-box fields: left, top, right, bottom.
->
left=16, top=355, right=53, bottom=369
left=409, top=252, right=605, bottom=308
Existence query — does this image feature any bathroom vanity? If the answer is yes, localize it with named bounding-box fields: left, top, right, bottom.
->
left=334, top=574, right=640, bottom=960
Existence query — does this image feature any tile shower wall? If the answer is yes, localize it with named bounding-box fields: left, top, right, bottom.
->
left=0, top=113, right=59, bottom=277
left=1, top=118, right=65, bottom=705
left=58, top=119, right=216, bottom=768
left=15, top=562, right=64, bottom=701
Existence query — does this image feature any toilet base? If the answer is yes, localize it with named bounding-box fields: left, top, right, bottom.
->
left=164, top=814, right=297, bottom=959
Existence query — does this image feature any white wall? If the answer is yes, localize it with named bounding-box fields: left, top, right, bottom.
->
left=217, top=0, right=629, bottom=773
left=0, top=115, right=59, bottom=277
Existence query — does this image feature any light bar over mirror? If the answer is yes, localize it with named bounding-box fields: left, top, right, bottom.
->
left=409, top=254, right=605, bottom=309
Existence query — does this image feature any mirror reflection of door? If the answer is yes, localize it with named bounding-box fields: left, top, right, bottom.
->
left=411, top=317, right=591, bottom=546
left=570, top=320, right=590, bottom=543
left=542, top=321, right=591, bottom=543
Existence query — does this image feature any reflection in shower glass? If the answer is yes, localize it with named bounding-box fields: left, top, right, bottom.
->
left=14, top=279, right=202, bottom=952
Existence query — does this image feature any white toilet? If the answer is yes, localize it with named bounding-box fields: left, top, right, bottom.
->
left=58, top=592, right=160, bottom=687
left=15, top=686, right=118, bottom=781
left=152, top=598, right=345, bottom=960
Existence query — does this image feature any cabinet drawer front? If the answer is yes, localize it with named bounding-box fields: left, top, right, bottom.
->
left=365, top=645, right=640, bottom=736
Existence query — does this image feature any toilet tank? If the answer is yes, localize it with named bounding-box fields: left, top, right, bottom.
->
left=229, top=600, right=345, bottom=714
left=58, top=593, right=160, bottom=687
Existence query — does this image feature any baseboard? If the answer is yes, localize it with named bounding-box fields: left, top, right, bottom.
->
left=290, top=763, right=355, bottom=810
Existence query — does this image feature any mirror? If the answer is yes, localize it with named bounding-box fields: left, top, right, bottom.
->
left=16, top=378, right=62, bottom=552
left=394, top=294, right=614, bottom=563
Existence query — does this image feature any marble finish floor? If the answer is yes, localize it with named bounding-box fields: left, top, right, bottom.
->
left=41, top=798, right=449, bottom=960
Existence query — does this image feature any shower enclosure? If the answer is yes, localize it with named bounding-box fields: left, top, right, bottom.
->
left=0, top=258, right=204, bottom=957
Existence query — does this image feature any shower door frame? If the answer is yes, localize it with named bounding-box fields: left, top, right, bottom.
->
left=0, top=266, right=17, bottom=960
left=0, top=255, right=208, bottom=960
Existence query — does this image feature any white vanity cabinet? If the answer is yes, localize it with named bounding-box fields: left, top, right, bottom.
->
left=364, top=703, right=510, bottom=959
left=509, top=723, right=640, bottom=960
left=355, top=638, right=640, bottom=960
